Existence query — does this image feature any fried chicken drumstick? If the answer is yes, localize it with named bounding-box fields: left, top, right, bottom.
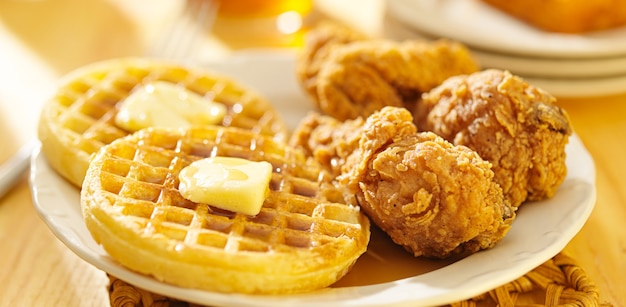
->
left=291, top=107, right=515, bottom=259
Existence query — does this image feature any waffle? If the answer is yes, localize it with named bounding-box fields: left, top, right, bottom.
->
left=38, top=57, right=288, bottom=188
left=80, top=126, right=370, bottom=294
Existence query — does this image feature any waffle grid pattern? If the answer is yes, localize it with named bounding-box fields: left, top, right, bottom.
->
left=95, top=126, right=365, bottom=255
left=40, top=59, right=288, bottom=187
left=55, top=61, right=286, bottom=160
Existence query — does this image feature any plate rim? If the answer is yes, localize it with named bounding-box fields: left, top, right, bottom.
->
left=471, top=49, right=626, bottom=79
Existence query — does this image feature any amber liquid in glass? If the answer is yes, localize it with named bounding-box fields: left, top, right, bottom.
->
left=211, top=0, right=314, bottom=48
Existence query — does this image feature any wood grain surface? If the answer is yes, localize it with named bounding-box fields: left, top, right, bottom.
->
left=0, top=1, right=623, bottom=306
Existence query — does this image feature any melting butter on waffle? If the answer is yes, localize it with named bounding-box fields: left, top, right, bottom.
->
left=38, top=57, right=288, bottom=188
left=80, top=126, right=370, bottom=294
left=115, top=81, right=228, bottom=132
left=178, top=156, right=273, bottom=216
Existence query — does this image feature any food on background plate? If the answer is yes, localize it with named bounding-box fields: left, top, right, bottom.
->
left=481, top=0, right=626, bottom=33
left=80, top=125, right=370, bottom=294
left=414, top=69, right=572, bottom=208
left=292, top=107, right=515, bottom=258
left=37, top=57, right=287, bottom=188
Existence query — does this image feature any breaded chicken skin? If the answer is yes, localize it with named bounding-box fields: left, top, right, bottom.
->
left=414, top=69, right=572, bottom=208
left=292, top=107, right=515, bottom=259
left=341, top=108, right=514, bottom=258
left=296, top=21, right=368, bottom=99
left=290, top=105, right=416, bottom=178
left=299, top=31, right=480, bottom=121
left=289, top=112, right=365, bottom=177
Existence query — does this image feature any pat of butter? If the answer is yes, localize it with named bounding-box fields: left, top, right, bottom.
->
left=115, top=81, right=227, bottom=132
left=178, top=157, right=273, bottom=216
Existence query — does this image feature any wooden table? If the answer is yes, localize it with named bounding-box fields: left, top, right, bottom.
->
left=0, top=0, right=624, bottom=306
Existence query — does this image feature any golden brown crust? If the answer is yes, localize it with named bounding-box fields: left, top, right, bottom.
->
left=289, top=111, right=364, bottom=177
left=350, top=132, right=513, bottom=258
left=415, top=69, right=572, bottom=208
left=337, top=108, right=514, bottom=258
left=312, top=39, right=480, bottom=121
left=296, top=21, right=368, bottom=99
left=292, top=107, right=515, bottom=259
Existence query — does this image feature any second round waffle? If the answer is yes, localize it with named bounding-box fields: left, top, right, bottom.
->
left=81, top=125, right=371, bottom=294
left=38, top=58, right=288, bottom=188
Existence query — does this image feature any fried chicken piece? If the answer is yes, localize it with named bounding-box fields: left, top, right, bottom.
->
left=293, top=106, right=514, bottom=259
left=296, top=21, right=368, bottom=99
left=289, top=106, right=415, bottom=177
left=313, top=39, right=480, bottom=121
left=338, top=108, right=514, bottom=259
left=289, top=112, right=365, bottom=177
left=414, top=69, right=572, bottom=208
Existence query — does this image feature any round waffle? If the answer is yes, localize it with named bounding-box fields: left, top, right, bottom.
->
left=38, top=58, right=288, bottom=188
left=80, top=126, right=370, bottom=294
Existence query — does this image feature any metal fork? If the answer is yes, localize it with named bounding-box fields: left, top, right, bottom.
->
left=148, top=0, right=219, bottom=63
left=0, top=0, right=218, bottom=199
left=0, top=140, right=38, bottom=198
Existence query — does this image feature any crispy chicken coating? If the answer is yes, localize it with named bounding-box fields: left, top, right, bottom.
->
left=289, top=106, right=415, bottom=177
left=414, top=69, right=572, bottom=208
left=293, top=106, right=515, bottom=259
left=343, top=131, right=514, bottom=258
left=289, top=112, right=365, bottom=177
left=296, top=21, right=368, bottom=99
left=311, top=39, right=480, bottom=121
left=339, top=107, right=514, bottom=258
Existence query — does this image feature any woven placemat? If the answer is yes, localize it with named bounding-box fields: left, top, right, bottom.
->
left=107, top=252, right=610, bottom=307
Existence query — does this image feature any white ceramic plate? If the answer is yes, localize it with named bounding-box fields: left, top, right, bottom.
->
left=473, top=50, right=626, bottom=98
left=387, top=0, right=626, bottom=59
left=30, top=52, right=596, bottom=307
left=519, top=74, right=626, bottom=98
left=471, top=49, right=626, bottom=79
